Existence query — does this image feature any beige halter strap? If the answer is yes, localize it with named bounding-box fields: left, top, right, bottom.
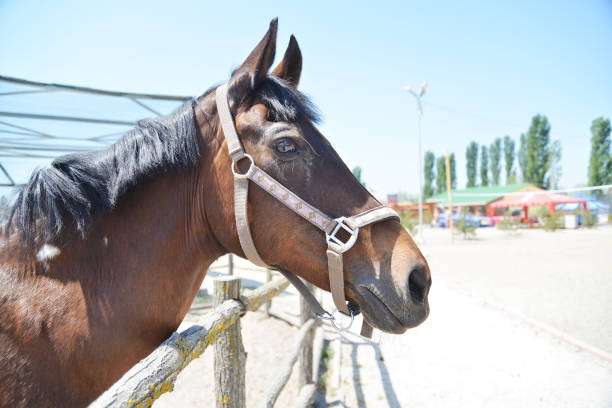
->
left=210, top=83, right=399, bottom=338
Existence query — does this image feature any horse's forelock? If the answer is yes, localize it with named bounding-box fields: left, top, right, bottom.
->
left=252, top=77, right=320, bottom=124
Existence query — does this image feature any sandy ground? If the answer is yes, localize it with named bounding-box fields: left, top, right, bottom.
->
left=423, top=225, right=612, bottom=353
left=154, top=225, right=612, bottom=407
left=323, top=279, right=611, bottom=407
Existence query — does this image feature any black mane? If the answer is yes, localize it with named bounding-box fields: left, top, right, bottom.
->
left=6, top=77, right=318, bottom=250
left=7, top=101, right=199, bottom=249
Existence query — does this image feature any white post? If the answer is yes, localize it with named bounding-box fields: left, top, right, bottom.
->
left=417, top=109, right=424, bottom=244
left=227, top=253, right=234, bottom=275
left=405, top=82, right=427, bottom=245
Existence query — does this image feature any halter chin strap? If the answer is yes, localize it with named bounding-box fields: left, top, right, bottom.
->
left=209, top=83, right=399, bottom=338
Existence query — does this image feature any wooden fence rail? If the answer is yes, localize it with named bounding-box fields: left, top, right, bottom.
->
left=90, top=277, right=290, bottom=408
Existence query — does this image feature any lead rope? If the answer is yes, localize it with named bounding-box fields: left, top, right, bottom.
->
left=203, top=84, right=400, bottom=338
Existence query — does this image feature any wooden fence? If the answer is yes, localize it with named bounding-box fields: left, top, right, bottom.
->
left=90, top=261, right=322, bottom=408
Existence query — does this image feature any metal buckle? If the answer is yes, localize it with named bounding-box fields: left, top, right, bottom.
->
left=316, top=308, right=355, bottom=332
left=325, top=216, right=359, bottom=253
left=231, top=153, right=254, bottom=176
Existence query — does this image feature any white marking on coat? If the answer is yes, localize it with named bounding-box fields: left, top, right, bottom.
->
left=36, top=244, right=60, bottom=262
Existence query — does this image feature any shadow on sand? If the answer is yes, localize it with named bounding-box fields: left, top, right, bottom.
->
left=314, top=334, right=400, bottom=408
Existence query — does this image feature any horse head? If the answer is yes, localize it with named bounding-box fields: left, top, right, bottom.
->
left=198, top=19, right=431, bottom=334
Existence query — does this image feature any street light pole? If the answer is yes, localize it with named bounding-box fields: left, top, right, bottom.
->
left=404, top=82, right=427, bottom=245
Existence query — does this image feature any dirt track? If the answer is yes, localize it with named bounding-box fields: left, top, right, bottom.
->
left=155, top=225, right=612, bottom=407
left=423, top=225, right=612, bottom=353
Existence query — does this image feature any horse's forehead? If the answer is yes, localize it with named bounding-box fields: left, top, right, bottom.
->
left=237, top=102, right=308, bottom=137
left=235, top=104, right=268, bottom=133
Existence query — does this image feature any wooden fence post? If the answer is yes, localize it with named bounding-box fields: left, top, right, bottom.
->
left=298, top=282, right=315, bottom=387
left=213, top=277, right=245, bottom=408
left=228, top=254, right=234, bottom=275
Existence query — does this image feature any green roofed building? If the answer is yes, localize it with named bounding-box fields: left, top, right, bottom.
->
left=426, top=183, right=540, bottom=215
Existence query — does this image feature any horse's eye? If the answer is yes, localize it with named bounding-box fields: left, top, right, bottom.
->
left=276, top=139, right=296, bottom=154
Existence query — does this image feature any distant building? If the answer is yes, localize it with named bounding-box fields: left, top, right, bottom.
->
left=426, top=183, right=541, bottom=216
left=388, top=201, right=437, bottom=220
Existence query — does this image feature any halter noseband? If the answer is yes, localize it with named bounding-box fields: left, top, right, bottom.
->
left=207, top=83, right=399, bottom=338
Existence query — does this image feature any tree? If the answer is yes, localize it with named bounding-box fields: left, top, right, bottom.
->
left=489, top=138, right=502, bottom=186
left=450, top=153, right=457, bottom=189
left=466, top=142, right=478, bottom=187
left=436, top=156, right=446, bottom=194
left=435, top=153, right=456, bottom=193
left=588, top=117, right=611, bottom=186
left=480, top=145, right=489, bottom=186
left=518, top=133, right=527, bottom=181
left=503, top=135, right=516, bottom=184
left=423, top=151, right=435, bottom=199
left=396, top=191, right=418, bottom=203
left=352, top=166, right=366, bottom=187
left=519, top=114, right=555, bottom=187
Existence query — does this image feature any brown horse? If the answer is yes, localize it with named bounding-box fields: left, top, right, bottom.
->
left=0, top=19, right=430, bottom=407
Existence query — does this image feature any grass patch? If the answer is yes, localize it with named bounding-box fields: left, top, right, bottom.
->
left=542, top=210, right=563, bottom=231
left=497, top=211, right=521, bottom=235
left=317, top=346, right=335, bottom=390
left=576, top=208, right=597, bottom=228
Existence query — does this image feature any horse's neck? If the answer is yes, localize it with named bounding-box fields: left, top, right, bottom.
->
left=42, top=168, right=223, bottom=335
left=0, top=166, right=226, bottom=404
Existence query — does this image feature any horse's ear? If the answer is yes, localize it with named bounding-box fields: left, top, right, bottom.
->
left=226, top=18, right=278, bottom=113
left=272, top=35, right=302, bottom=88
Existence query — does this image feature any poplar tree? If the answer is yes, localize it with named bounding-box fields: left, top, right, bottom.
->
left=503, top=135, right=516, bottom=184
left=352, top=166, right=363, bottom=185
left=450, top=153, right=457, bottom=189
left=423, top=151, right=435, bottom=198
left=519, top=114, right=554, bottom=187
left=490, top=138, right=502, bottom=185
left=436, top=156, right=446, bottom=194
left=518, top=133, right=527, bottom=181
left=480, top=145, right=489, bottom=186
left=588, top=117, right=611, bottom=186
left=466, top=142, right=478, bottom=187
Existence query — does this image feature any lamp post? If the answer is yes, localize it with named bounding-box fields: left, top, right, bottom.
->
left=404, top=82, right=427, bottom=244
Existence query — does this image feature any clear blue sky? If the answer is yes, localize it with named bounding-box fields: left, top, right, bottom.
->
left=1, top=0, right=611, bottom=198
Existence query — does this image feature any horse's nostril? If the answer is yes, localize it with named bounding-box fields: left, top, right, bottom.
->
left=408, top=265, right=429, bottom=304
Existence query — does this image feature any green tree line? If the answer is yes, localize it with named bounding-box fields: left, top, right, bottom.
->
left=358, top=115, right=610, bottom=201
left=463, top=114, right=563, bottom=189
left=425, top=114, right=610, bottom=194
left=423, top=151, right=456, bottom=198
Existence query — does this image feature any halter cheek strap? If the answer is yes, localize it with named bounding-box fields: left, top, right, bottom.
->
left=209, top=83, right=400, bottom=338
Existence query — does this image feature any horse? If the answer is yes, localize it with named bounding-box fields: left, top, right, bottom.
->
left=0, top=19, right=431, bottom=407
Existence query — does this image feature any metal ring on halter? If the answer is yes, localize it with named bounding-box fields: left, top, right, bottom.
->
left=325, top=216, right=360, bottom=254
left=316, top=308, right=355, bottom=332
left=231, top=153, right=255, bottom=176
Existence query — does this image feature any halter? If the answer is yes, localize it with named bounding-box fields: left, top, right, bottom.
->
left=206, top=83, right=400, bottom=338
